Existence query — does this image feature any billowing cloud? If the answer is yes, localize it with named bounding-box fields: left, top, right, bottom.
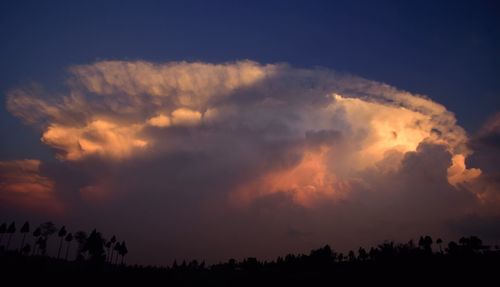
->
left=68, top=60, right=275, bottom=103
left=42, top=120, right=148, bottom=160
left=147, top=114, right=170, bottom=128
left=3, top=60, right=498, bottom=264
left=466, top=113, right=500, bottom=205
left=234, top=146, right=348, bottom=207
left=5, top=61, right=486, bottom=201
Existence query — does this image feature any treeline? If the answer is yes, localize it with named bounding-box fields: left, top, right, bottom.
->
left=1, top=220, right=499, bottom=285
left=0, top=221, right=127, bottom=264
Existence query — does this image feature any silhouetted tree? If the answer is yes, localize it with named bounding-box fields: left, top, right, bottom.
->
left=40, top=222, right=57, bottom=237
left=74, top=231, right=88, bottom=261
left=0, top=222, right=6, bottom=246
left=337, top=252, right=344, bottom=262
left=309, top=245, right=335, bottom=267
left=418, top=235, right=433, bottom=253
left=348, top=250, right=356, bottom=262
left=396, top=240, right=417, bottom=256
left=369, top=247, right=379, bottom=260
left=378, top=241, right=396, bottom=259
left=82, top=229, right=106, bottom=262
left=406, top=239, right=416, bottom=249
left=32, top=227, right=41, bottom=255
left=6, top=222, right=16, bottom=250
left=358, top=247, right=368, bottom=261
left=64, top=233, right=73, bottom=261
left=57, top=226, right=67, bottom=259
left=113, top=242, right=122, bottom=264
left=459, top=236, right=485, bottom=254
left=2, top=226, right=499, bottom=284
left=37, top=237, right=47, bottom=255
left=436, top=238, right=443, bottom=253
left=19, top=221, right=30, bottom=252
left=74, top=231, right=87, bottom=260
left=105, top=241, right=112, bottom=261
left=118, top=241, right=128, bottom=265
left=39, top=222, right=57, bottom=255
left=107, top=235, right=116, bottom=263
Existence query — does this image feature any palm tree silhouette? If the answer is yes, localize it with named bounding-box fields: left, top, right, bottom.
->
left=37, top=237, right=47, bottom=255
left=6, top=222, right=16, bottom=250
left=0, top=222, right=6, bottom=245
left=106, top=235, right=116, bottom=263
left=118, top=241, right=128, bottom=265
left=20, top=221, right=30, bottom=252
left=113, top=242, right=122, bottom=264
left=40, top=222, right=57, bottom=237
left=64, top=233, right=73, bottom=261
left=105, top=241, right=112, bottom=261
left=32, top=227, right=41, bottom=255
left=74, top=231, right=88, bottom=261
left=39, top=222, right=57, bottom=256
left=83, top=229, right=106, bottom=262
left=57, top=225, right=67, bottom=259
left=1, top=220, right=130, bottom=266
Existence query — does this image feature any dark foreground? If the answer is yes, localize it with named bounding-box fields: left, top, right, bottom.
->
left=1, top=236, right=500, bottom=286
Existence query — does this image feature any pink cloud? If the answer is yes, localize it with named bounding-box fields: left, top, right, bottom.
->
left=0, top=159, right=63, bottom=215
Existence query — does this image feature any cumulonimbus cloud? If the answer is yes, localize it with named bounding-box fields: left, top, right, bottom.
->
left=4, top=60, right=500, bottom=265
left=5, top=60, right=484, bottom=206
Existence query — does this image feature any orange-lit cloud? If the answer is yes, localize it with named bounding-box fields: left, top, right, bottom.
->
left=0, top=159, right=63, bottom=214
left=171, top=108, right=202, bottom=126
left=42, top=120, right=147, bottom=160
left=147, top=114, right=171, bottom=128
left=4, top=60, right=490, bottom=207
left=234, top=146, right=349, bottom=207
left=447, top=154, right=482, bottom=186
left=68, top=60, right=276, bottom=107
left=324, top=94, right=480, bottom=186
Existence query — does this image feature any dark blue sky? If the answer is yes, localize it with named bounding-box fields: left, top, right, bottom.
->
left=1, top=0, right=499, bottom=159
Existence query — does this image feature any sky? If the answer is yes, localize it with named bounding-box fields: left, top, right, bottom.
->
left=0, top=0, right=499, bottom=265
